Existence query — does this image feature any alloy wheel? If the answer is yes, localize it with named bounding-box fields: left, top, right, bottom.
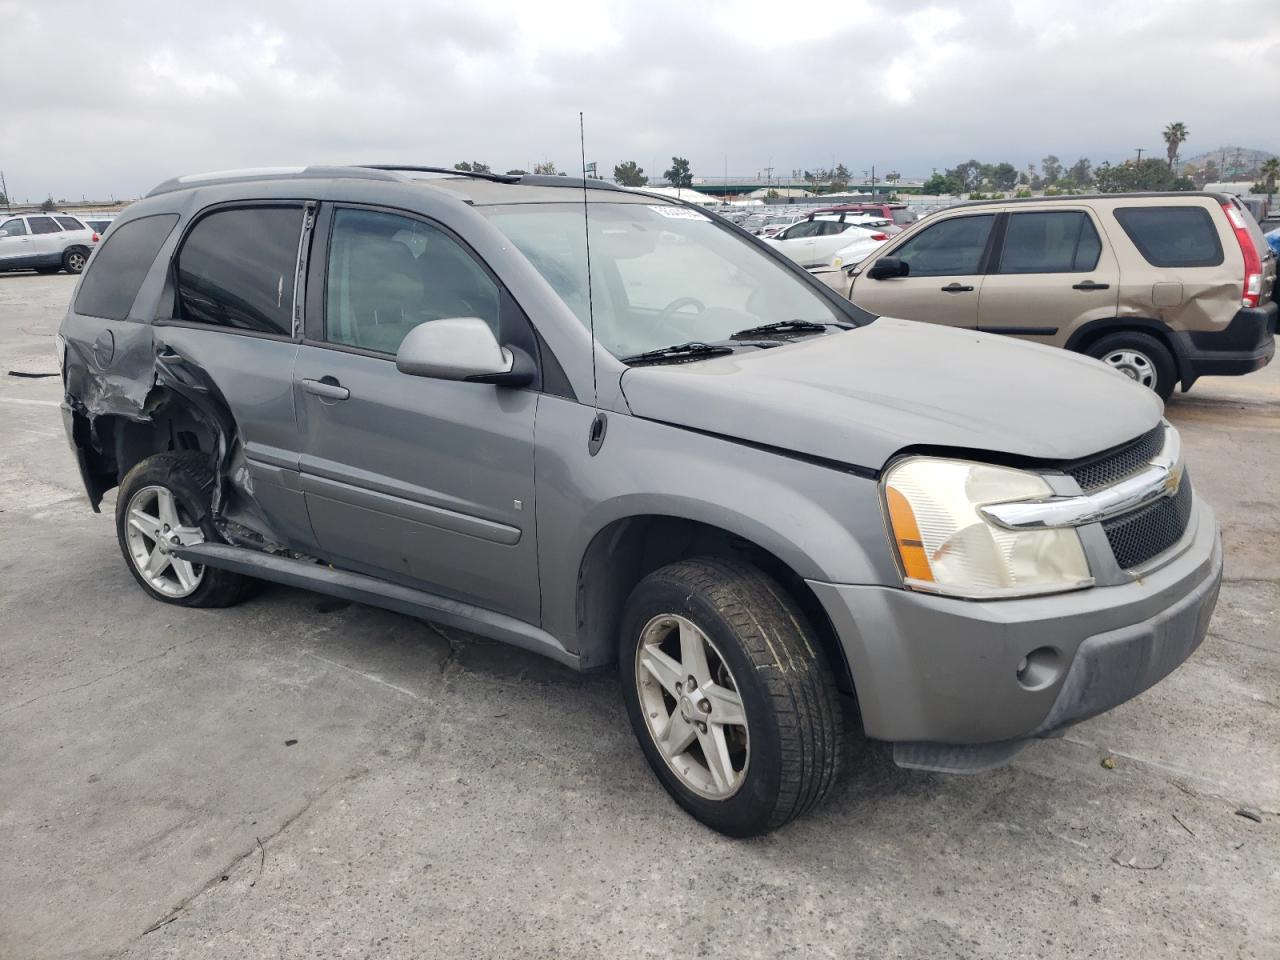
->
left=123, top=485, right=206, bottom=598
left=635, top=614, right=749, bottom=799
left=66, top=252, right=86, bottom=272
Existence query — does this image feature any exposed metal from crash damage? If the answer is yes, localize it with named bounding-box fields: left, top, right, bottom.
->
left=62, top=333, right=287, bottom=554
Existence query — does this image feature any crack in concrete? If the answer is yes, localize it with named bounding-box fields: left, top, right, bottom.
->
left=0, top=641, right=191, bottom=717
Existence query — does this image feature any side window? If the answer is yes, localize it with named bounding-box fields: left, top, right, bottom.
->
left=997, top=211, right=1102, bottom=274
left=892, top=214, right=995, bottom=277
left=325, top=208, right=500, bottom=355
left=781, top=221, right=819, bottom=240
left=0, top=218, right=28, bottom=237
left=28, top=217, right=61, bottom=235
left=817, top=221, right=846, bottom=236
left=176, top=206, right=304, bottom=335
left=1114, top=207, right=1224, bottom=267
left=74, top=214, right=180, bottom=320
left=55, top=217, right=86, bottom=231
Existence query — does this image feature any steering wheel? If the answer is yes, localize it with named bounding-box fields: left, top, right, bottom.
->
left=657, top=296, right=708, bottom=330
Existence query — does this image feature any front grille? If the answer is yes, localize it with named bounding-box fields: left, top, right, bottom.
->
left=1067, top=426, right=1166, bottom=492
left=1103, top=476, right=1194, bottom=569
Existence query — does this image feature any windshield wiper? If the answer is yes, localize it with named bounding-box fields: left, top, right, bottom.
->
left=620, top=341, right=735, bottom=365
left=729, top=319, right=844, bottom=339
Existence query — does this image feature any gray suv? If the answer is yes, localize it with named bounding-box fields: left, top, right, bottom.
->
left=58, top=166, right=1222, bottom=836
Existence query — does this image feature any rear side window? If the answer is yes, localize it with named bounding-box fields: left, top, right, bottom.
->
left=892, top=214, right=995, bottom=276
left=28, top=217, right=60, bottom=234
left=55, top=217, right=85, bottom=231
left=176, top=206, right=304, bottom=336
left=997, top=211, right=1102, bottom=273
left=73, top=214, right=179, bottom=320
left=1114, top=206, right=1223, bottom=268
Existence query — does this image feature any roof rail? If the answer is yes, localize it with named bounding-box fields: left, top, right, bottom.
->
left=146, top=165, right=404, bottom=198
left=357, top=164, right=522, bottom=184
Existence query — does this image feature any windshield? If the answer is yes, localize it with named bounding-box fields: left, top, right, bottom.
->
left=480, top=202, right=843, bottom=358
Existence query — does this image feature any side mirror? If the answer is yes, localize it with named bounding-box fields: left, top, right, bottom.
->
left=395, top=317, right=533, bottom=387
left=867, top=257, right=909, bottom=280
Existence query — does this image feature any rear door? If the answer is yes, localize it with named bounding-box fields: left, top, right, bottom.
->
left=25, top=216, right=64, bottom=262
left=294, top=204, right=541, bottom=623
left=849, top=212, right=996, bottom=328
left=976, top=208, right=1119, bottom=346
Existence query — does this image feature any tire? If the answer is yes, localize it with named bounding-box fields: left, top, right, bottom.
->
left=62, top=247, right=89, bottom=274
left=1084, top=331, right=1177, bottom=401
left=619, top=557, right=846, bottom=837
left=115, top=452, right=254, bottom=608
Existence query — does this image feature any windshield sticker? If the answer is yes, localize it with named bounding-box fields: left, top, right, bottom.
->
left=648, top=205, right=710, bottom=221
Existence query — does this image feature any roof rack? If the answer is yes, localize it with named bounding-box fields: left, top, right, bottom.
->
left=357, top=164, right=522, bottom=184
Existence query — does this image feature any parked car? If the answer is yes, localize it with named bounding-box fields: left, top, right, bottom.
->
left=60, top=166, right=1221, bottom=837
left=814, top=202, right=919, bottom=227
left=1265, top=226, right=1280, bottom=258
left=841, top=193, right=1277, bottom=399
left=765, top=213, right=893, bottom=269
left=80, top=216, right=116, bottom=235
left=0, top=213, right=97, bottom=274
left=812, top=230, right=896, bottom=290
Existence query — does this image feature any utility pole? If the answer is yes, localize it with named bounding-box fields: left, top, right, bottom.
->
left=1134, top=147, right=1144, bottom=164
left=0, top=170, right=8, bottom=210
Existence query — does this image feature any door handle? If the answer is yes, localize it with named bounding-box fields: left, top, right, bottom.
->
left=301, top=377, right=350, bottom=401
left=1072, top=281, right=1110, bottom=291
left=940, top=283, right=974, bottom=293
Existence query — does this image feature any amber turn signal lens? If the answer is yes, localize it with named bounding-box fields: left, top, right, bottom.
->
left=886, top=486, right=934, bottom=582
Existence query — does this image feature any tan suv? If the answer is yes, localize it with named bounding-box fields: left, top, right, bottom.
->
left=839, top=193, right=1277, bottom=399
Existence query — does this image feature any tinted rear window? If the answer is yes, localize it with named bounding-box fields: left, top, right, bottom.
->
left=73, top=214, right=179, bottom=320
left=997, top=211, right=1102, bottom=273
left=1114, top=206, right=1223, bottom=268
left=28, top=217, right=60, bottom=235
left=176, top=206, right=303, bottom=336
left=55, top=217, right=86, bottom=231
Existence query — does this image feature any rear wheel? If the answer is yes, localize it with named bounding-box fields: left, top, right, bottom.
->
left=619, top=557, right=845, bottom=837
left=62, top=247, right=89, bottom=274
left=1085, top=331, right=1177, bottom=400
left=115, top=453, right=254, bottom=608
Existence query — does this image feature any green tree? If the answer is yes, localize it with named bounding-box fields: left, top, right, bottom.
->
left=664, top=156, right=693, bottom=189
left=1257, top=157, right=1280, bottom=207
left=922, top=172, right=959, bottom=194
left=1162, top=122, right=1189, bottom=169
left=988, top=162, right=1018, bottom=191
left=945, top=159, right=983, bottom=192
left=829, top=163, right=851, bottom=192
left=613, top=161, right=648, bottom=186
left=1065, top=157, right=1093, bottom=187
left=40, top=197, right=56, bottom=212
left=453, top=161, right=491, bottom=174
left=504, top=169, right=528, bottom=176
left=1041, top=155, right=1063, bottom=185
left=1095, top=158, right=1193, bottom=192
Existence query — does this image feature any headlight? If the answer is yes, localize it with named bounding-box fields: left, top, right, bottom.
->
left=883, top=457, right=1092, bottom=599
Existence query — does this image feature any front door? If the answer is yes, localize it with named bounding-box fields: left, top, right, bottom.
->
left=975, top=209, right=1119, bottom=345
left=849, top=212, right=997, bottom=329
left=295, top=205, right=540, bottom=623
left=0, top=217, right=33, bottom=266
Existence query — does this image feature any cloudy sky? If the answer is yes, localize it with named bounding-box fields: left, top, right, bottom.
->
left=2, top=0, right=1277, bottom=201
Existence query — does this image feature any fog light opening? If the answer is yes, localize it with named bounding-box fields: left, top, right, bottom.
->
left=1016, top=647, right=1062, bottom=691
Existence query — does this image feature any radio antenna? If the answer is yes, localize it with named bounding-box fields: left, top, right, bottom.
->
left=580, top=111, right=607, bottom=455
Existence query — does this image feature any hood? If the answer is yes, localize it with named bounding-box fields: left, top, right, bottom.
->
left=619, top=317, right=1163, bottom=471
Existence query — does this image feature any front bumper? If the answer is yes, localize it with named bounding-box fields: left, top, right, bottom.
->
left=1175, top=302, right=1277, bottom=386
left=807, top=497, right=1221, bottom=755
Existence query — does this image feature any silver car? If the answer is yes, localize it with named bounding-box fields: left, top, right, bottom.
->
left=58, top=166, right=1221, bottom=836
left=0, top=212, right=97, bottom=274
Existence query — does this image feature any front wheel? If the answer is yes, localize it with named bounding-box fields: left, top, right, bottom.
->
left=1085, top=331, right=1177, bottom=400
left=619, top=557, right=846, bottom=837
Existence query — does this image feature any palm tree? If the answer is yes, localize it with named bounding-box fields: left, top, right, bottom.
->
left=1163, top=122, right=1189, bottom=169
